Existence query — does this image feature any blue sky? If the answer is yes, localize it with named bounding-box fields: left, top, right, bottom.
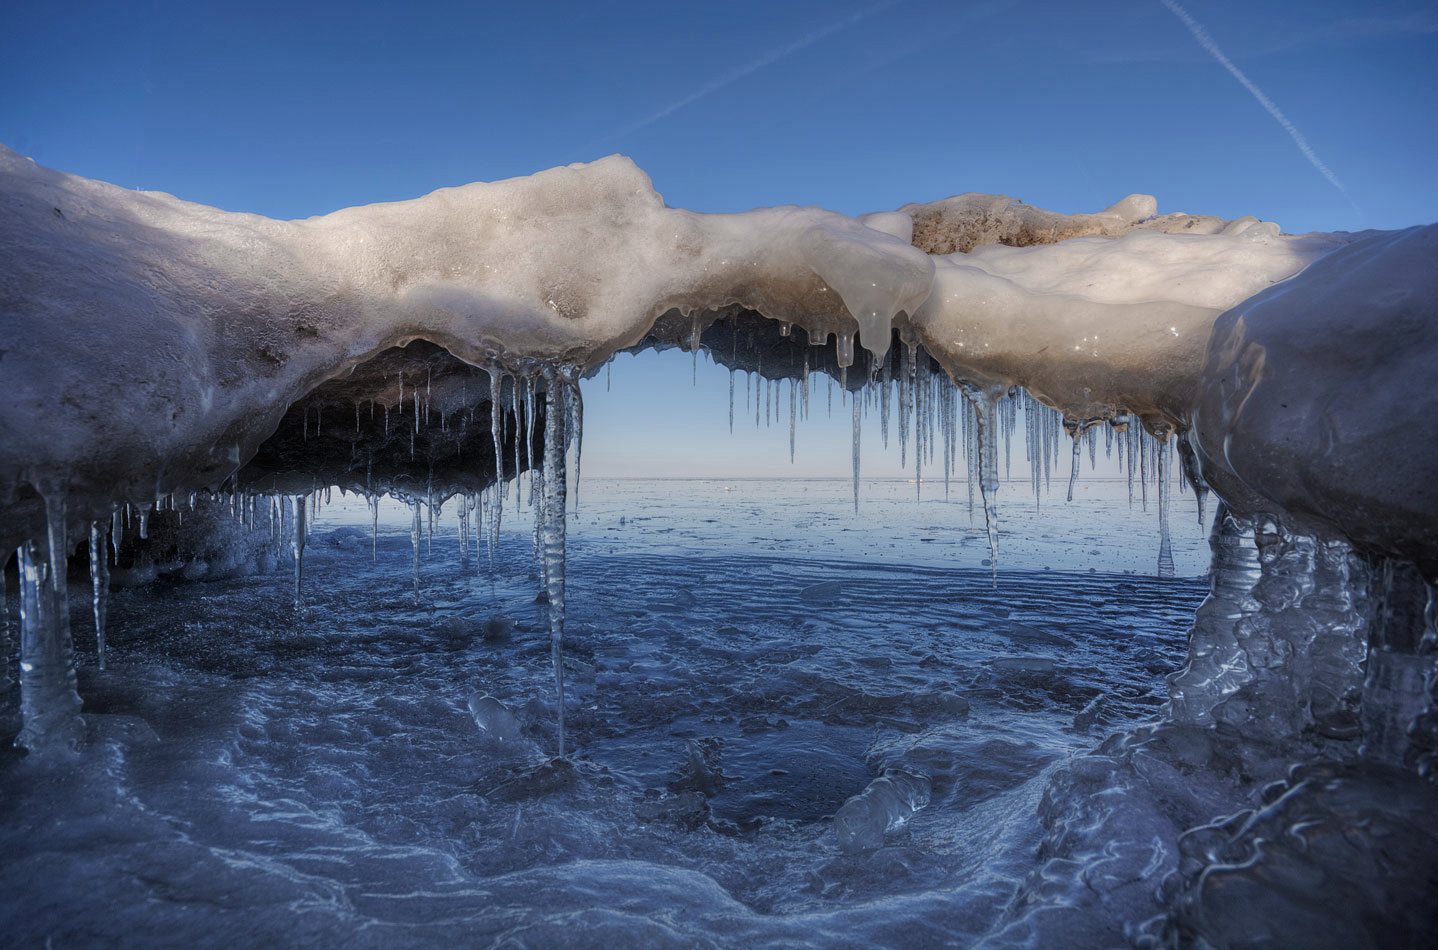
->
left=4, top=0, right=1435, bottom=477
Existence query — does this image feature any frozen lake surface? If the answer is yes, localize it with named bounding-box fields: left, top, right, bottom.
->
left=0, top=478, right=1209, bottom=946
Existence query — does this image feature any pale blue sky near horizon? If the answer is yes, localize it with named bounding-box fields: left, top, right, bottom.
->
left=3, top=0, right=1435, bottom=478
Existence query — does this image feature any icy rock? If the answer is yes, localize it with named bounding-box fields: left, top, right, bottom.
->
left=833, top=768, right=932, bottom=854
left=1193, top=224, right=1438, bottom=574
left=467, top=693, right=523, bottom=743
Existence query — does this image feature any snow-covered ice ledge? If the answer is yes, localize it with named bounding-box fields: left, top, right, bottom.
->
left=3, top=145, right=1397, bottom=545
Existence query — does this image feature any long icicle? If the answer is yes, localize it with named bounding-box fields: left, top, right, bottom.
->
left=88, top=522, right=109, bottom=669
left=851, top=394, right=862, bottom=514
left=1066, top=429, right=1082, bottom=503
left=570, top=374, right=584, bottom=514
left=966, top=388, right=1002, bottom=586
left=541, top=366, right=570, bottom=758
left=0, top=562, right=11, bottom=694
left=1157, top=434, right=1175, bottom=578
left=410, top=500, right=422, bottom=600
left=291, top=494, right=307, bottom=613
left=16, top=490, right=83, bottom=752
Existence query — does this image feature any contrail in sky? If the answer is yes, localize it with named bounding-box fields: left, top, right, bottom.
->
left=1158, top=0, right=1360, bottom=213
left=585, top=0, right=903, bottom=150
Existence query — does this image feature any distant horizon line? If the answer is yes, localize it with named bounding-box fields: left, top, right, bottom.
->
left=581, top=476, right=1150, bottom=483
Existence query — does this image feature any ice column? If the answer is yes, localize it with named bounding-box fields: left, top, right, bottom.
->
left=541, top=366, right=570, bottom=758
left=1361, top=561, right=1434, bottom=765
left=291, top=494, right=307, bottom=612
left=851, top=396, right=862, bottom=514
left=88, top=522, right=109, bottom=669
left=410, top=500, right=422, bottom=599
left=0, top=577, right=10, bottom=694
left=1165, top=504, right=1261, bottom=725
left=15, top=508, right=84, bottom=752
left=964, top=387, right=1002, bottom=581
left=1157, top=435, right=1175, bottom=578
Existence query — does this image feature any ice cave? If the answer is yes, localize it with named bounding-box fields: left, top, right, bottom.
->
left=1, top=142, right=1435, bottom=948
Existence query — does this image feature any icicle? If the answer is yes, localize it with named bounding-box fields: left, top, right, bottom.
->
left=728, top=369, right=735, bottom=433
left=1139, top=426, right=1150, bottom=512
left=880, top=361, right=892, bottom=449
left=788, top=380, right=797, bottom=464
left=898, top=343, right=913, bottom=468
left=851, top=395, right=861, bottom=514
left=458, top=499, right=469, bottom=567
left=541, top=366, right=570, bottom=758
left=16, top=492, right=83, bottom=752
left=0, top=571, right=10, bottom=695
left=690, top=316, right=702, bottom=385
left=965, top=389, right=1001, bottom=585
left=1066, top=429, right=1081, bottom=503
left=753, top=370, right=760, bottom=428
left=531, top=466, right=545, bottom=578
left=88, top=522, right=108, bottom=669
left=1178, top=431, right=1210, bottom=528
left=802, top=355, right=811, bottom=418
left=836, top=332, right=855, bottom=369
left=110, top=508, right=123, bottom=564
left=490, top=369, right=505, bottom=490
left=410, top=500, right=422, bottom=599
left=511, top=382, right=524, bottom=512
left=370, top=495, right=379, bottom=561
left=570, top=372, right=584, bottom=513
left=291, top=495, right=307, bottom=612
left=1157, top=435, right=1175, bottom=578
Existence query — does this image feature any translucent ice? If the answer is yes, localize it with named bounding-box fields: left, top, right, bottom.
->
left=467, top=693, right=523, bottom=743
left=833, top=768, right=932, bottom=853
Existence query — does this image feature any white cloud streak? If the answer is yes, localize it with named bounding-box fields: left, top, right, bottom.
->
left=585, top=0, right=903, bottom=150
left=1158, top=0, right=1360, bottom=214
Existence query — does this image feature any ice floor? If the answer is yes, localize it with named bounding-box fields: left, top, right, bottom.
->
left=0, top=479, right=1209, bottom=947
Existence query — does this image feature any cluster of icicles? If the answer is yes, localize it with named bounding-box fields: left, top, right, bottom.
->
left=708, top=335, right=1201, bottom=579
left=5, top=340, right=1199, bottom=758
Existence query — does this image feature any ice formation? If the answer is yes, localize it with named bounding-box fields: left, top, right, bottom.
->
left=832, top=768, right=932, bottom=853
left=2, top=145, right=1436, bottom=945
